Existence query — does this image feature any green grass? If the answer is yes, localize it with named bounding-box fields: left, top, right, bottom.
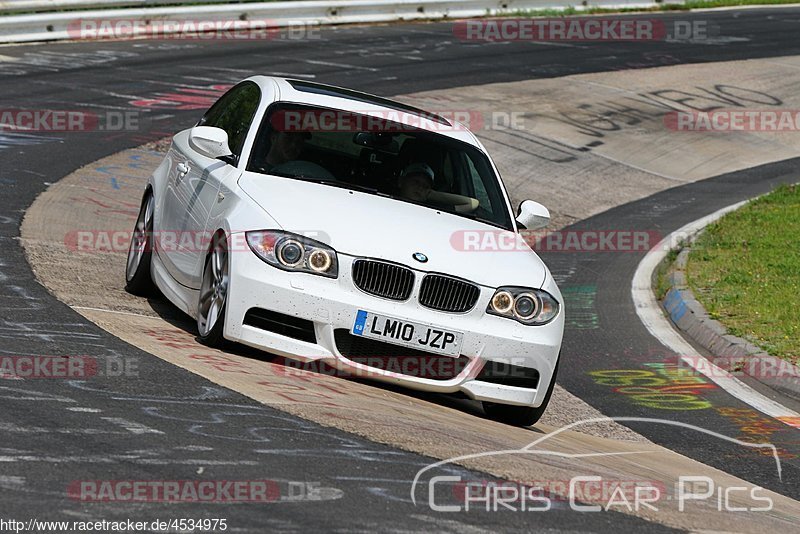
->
left=687, top=184, right=800, bottom=365
left=655, top=247, right=680, bottom=300
left=679, top=0, right=800, bottom=8
left=514, top=0, right=800, bottom=17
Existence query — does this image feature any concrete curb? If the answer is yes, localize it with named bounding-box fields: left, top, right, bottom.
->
left=660, top=231, right=800, bottom=402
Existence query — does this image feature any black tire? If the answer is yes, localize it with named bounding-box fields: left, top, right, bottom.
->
left=197, top=233, right=229, bottom=348
left=483, top=357, right=560, bottom=427
left=124, top=191, right=156, bottom=296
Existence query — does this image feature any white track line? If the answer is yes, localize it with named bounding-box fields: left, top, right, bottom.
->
left=631, top=200, right=800, bottom=429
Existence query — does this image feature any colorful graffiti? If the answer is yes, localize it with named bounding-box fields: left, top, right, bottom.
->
left=716, top=407, right=798, bottom=459
left=589, top=362, right=715, bottom=410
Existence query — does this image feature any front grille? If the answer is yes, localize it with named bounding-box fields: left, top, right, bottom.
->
left=243, top=308, right=317, bottom=344
left=419, top=274, right=480, bottom=313
left=352, top=259, right=414, bottom=301
left=333, top=329, right=469, bottom=380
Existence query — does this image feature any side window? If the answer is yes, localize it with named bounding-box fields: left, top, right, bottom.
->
left=198, top=82, right=261, bottom=158
left=440, top=151, right=456, bottom=192
left=463, top=154, right=491, bottom=210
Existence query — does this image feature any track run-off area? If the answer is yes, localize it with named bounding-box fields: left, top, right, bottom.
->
left=4, top=7, right=800, bottom=531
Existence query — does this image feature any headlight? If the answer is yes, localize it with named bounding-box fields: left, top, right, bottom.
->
left=246, top=230, right=338, bottom=278
left=490, top=290, right=514, bottom=314
left=277, top=239, right=304, bottom=267
left=513, top=293, right=538, bottom=320
left=487, top=286, right=559, bottom=325
left=308, top=249, right=332, bottom=272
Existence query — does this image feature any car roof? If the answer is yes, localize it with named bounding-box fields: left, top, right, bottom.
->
left=245, top=75, right=481, bottom=145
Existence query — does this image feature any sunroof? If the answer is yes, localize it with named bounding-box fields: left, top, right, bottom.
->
left=286, top=79, right=452, bottom=127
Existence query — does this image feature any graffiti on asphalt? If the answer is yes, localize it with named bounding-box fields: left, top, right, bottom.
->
left=589, top=362, right=715, bottom=410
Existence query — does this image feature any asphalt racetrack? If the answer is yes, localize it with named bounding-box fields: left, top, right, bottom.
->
left=2, top=7, right=800, bottom=532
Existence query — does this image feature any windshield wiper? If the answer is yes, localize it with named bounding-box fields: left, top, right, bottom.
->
left=297, top=177, right=386, bottom=195
left=456, top=212, right=514, bottom=230
left=264, top=170, right=296, bottom=179
left=468, top=215, right=497, bottom=226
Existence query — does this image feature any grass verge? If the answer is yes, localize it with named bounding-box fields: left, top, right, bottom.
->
left=655, top=247, right=680, bottom=300
left=514, top=0, right=800, bottom=17
left=686, top=184, right=800, bottom=364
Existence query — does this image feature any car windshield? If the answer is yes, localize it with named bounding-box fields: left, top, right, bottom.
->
left=247, top=103, right=514, bottom=230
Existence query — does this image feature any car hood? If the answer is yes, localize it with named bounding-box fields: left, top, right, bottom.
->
left=239, top=172, right=547, bottom=288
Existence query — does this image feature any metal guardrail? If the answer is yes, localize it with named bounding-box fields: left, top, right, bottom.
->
left=0, top=0, right=237, bottom=14
left=0, top=0, right=673, bottom=43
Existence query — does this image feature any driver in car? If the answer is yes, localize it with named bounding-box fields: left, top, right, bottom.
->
left=397, top=162, right=434, bottom=202
left=262, top=129, right=334, bottom=180
left=265, top=130, right=310, bottom=169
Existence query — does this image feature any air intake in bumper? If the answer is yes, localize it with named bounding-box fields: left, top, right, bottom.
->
left=243, top=308, right=317, bottom=344
left=476, top=360, right=540, bottom=390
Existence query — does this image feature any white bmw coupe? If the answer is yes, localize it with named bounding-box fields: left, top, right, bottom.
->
left=125, top=77, right=564, bottom=426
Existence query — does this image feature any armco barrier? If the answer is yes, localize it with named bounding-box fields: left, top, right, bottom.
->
left=0, top=0, right=230, bottom=14
left=0, top=0, right=675, bottom=43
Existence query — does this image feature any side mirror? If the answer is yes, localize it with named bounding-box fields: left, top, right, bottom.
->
left=516, top=200, right=550, bottom=231
left=189, top=126, right=233, bottom=160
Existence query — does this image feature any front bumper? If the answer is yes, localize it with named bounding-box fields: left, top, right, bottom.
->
left=224, top=245, right=564, bottom=407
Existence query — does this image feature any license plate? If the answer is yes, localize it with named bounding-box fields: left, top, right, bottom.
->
left=352, top=310, right=464, bottom=357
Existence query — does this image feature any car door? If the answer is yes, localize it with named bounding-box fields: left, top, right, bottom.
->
left=157, top=139, right=196, bottom=286
left=165, top=81, right=262, bottom=288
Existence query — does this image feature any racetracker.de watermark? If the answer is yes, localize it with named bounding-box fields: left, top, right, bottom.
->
left=65, top=230, right=331, bottom=254
left=665, top=110, right=800, bottom=131
left=0, top=355, right=137, bottom=379
left=450, top=230, right=663, bottom=253
left=68, top=229, right=669, bottom=254
left=68, top=480, right=280, bottom=503
left=273, top=355, right=474, bottom=380
left=0, top=109, right=140, bottom=132
left=453, top=19, right=712, bottom=42
left=679, top=355, right=800, bottom=380
left=67, top=480, right=335, bottom=503
left=269, top=108, right=529, bottom=132
left=67, top=19, right=321, bottom=41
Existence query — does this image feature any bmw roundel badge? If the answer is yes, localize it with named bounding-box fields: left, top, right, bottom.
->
left=412, top=252, right=428, bottom=263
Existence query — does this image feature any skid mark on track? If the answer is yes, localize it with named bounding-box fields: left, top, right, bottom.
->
left=0, top=50, right=139, bottom=77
